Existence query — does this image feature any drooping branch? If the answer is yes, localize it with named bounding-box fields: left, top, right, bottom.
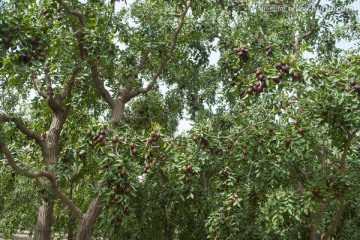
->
left=127, top=1, right=191, bottom=99
left=0, top=113, right=47, bottom=151
left=0, top=140, right=84, bottom=220
left=51, top=186, right=84, bottom=220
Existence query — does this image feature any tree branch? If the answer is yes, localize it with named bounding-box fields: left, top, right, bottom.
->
left=56, top=1, right=115, bottom=110
left=44, top=63, right=54, bottom=93
left=0, top=140, right=84, bottom=220
left=128, top=47, right=151, bottom=83
left=60, top=67, right=81, bottom=114
left=291, top=0, right=322, bottom=62
left=119, top=47, right=152, bottom=95
left=55, top=0, right=85, bottom=27
left=90, top=62, right=116, bottom=109
left=127, top=1, right=191, bottom=99
left=0, top=113, right=47, bottom=150
left=321, top=195, right=345, bottom=240
left=135, top=47, right=151, bottom=76
left=339, top=130, right=358, bottom=170
left=62, top=68, right=80, bottom=99
left=31, top=74, right=47, bottom=98
left=51, top=185, right=84, bottom=220
left=42, top=64, right=66, bottom=113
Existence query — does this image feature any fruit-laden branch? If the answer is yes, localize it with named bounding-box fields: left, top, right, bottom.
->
left=55, top=0, right=85, bottom=27
left=0, top=113, right=47, bottom=151
left=127, top=0, right=191, bottom=99
left=0, top=140, right=84, bottom=220
left=321, top=195, right=345, bottom=240
left=339, top=130, right=358, bottom=170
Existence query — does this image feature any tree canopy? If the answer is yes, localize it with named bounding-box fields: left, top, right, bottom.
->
left=0, top=0, right=359, bottom=239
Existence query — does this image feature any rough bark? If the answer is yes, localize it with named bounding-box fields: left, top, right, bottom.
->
left=111, top=100, right=126, bottom=127
left=34, top=199, right=54, bottom=240
left=76, top=197, right=102, bottom=240
left=34, top=111, right=67, bottom=239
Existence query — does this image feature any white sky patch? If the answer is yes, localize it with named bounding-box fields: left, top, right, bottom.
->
left=209, top=38, right=220, bottom=66
left=177, top=113, right=193, bottom=134
left=115, top=41, right=127, bottom=50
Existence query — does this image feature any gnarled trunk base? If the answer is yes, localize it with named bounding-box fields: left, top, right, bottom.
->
left=34, top=199, right=54, bottom=240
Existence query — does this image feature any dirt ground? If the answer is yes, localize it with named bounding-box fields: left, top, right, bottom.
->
left=0, top=233, right=32, bottom=240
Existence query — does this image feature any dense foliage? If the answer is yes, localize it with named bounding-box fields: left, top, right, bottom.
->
left=0, top=0, right=359, bottom=239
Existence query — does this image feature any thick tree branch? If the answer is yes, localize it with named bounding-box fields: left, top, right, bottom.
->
left=44, top=63, right=54, bottom=93
left=0, top=113, right=47, bottom=150
left=135, top=47, right=151, bottom=76
left=0, top=140, right=84, bottom=220
left=62, top=68, right=80, bottom=99
left=321, top=195, right=345, bottom=240
left=42, top=64, right=64, bottom=113
left=339, top=130, right=358, bottom=170
left=127, top=1, right=191, bottom=99
left=51, top=186, right=84, bottom=220
left=90, top=62, right=116, bottom=109
left=55, top=0, right=85, bottom=27
left=56, top=1, right=115, bottom=111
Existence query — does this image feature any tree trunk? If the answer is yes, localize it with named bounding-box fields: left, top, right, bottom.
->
left=34, top=112, right=66, bottom=239
left=34, top=199, right=54, bottom=240
left=111, top=100, right=126, bottom=127
left=67, top=215, right=76, bottom=240
left=160, top=202, right=170, bottom=240
left=310, top=226, right=320, bottom=240
left=76, top=197, right=102, bottom=240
